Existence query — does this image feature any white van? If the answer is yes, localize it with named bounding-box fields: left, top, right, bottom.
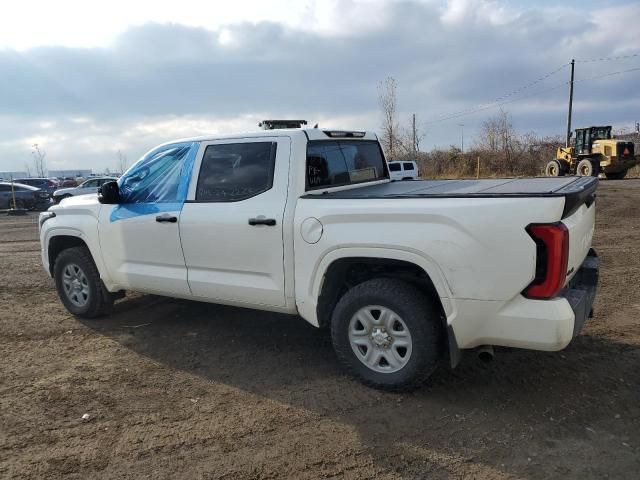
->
left=388, top=161, right=419, bottom=180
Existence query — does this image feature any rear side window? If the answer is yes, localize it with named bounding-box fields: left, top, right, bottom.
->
left=306, top=140, right=387, bottom=190
left=388, top=163, right=401, bottom=172
left=403, top=162, right=415, bottom=170
left=196, top=142, right=277, bottom=202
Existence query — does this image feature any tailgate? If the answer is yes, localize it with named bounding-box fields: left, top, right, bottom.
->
left=562, top=199, right=596, bottom=284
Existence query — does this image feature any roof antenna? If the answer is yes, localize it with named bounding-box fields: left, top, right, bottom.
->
left=313, top=123, right=318, bottom=128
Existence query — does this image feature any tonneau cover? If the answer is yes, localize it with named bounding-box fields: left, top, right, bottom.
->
left=303, top=177, right=598, bottom=218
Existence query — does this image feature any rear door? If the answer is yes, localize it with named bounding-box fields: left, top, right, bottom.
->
left=179, top=137, right=291, bottom=307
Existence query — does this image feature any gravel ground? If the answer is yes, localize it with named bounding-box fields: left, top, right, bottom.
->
left=1, top=180, right=639, bottom=479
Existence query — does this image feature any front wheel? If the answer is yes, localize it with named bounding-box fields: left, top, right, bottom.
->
left=331, top=278, right=444, bottom=391
left=54, top=246, right=113, bottom=318
left=545, top=160, right=564, bottom=177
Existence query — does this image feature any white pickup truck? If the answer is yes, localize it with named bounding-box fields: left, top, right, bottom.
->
left=39, top=127, right=599, bottom=391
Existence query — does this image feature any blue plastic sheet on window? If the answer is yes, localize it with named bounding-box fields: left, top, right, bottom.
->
left=110, top=141, right=199, bottom=222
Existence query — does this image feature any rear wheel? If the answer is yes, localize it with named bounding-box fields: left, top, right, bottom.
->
left=331, top=278, right=444, bottom=391
left=54, top=247, right=113, bottom=318
left=577, top=159, right=598, bottom=177
left=605, top=171, right=627, bottom=180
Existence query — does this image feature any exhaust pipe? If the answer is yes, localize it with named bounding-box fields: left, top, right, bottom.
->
left=477, top=345, right=494, bottom=362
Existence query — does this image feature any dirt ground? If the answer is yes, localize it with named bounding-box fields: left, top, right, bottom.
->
left=1, top=181, right=639, bottom=479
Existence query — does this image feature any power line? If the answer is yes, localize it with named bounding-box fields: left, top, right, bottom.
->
left=424, top=80, right=569, bottom=125
left=424, top=63, right=569, bottom=125
left=573, top=65, right=640, bottom=83
left=575, top=52, right=640, bottom=63
left=424, top=63, right=640, bottom=126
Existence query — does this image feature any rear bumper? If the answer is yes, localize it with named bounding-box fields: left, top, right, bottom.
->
left=448, top=249, right=599, bottom=352
left=562, top=248, right=598, bottom=338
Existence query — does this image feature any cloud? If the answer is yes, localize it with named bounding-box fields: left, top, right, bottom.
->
left=0, top=0, right=639, bottom=172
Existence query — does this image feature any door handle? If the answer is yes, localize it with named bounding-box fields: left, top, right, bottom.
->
left=248, top=217, right=276, bottom=226
left=156, top=214, right=178, bottom=223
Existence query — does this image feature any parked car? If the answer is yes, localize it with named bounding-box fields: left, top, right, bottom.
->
left=14, top=178, right=59, bottom=197
left=0, top=182, right=52, bottom=210
left=388, top=160, right=419, bottom=180
left=59, top=177, right=78, bottom=188
left=39, top=127, right=598, bottom=391
left=53, top=177, right=117, bottom=203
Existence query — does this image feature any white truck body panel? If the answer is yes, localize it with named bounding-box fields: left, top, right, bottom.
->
left=40, top=128, right=598, bottom=356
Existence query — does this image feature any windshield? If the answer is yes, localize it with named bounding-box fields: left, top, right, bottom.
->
left=592, top=127, right=611, bottom=140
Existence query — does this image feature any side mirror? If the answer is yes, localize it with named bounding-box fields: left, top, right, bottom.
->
left=99, top=181, right=120, bottom=204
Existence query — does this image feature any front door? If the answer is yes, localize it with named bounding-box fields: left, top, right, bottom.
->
left=179, top=137, right=290, bottom=308
left=97, top=142, right=198, bottom=296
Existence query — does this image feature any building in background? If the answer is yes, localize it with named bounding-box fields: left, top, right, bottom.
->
left=0, top=171, right=28, bottom=180
left=48, top=169, right=93, bottom=179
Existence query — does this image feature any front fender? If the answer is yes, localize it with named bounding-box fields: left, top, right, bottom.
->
left=40, top=226, right=112, bottom=288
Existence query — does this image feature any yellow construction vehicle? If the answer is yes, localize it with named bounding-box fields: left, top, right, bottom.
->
left=546, top=126, right=638, bottom=179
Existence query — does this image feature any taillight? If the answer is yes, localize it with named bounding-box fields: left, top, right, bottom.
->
left=523, top=223, right=569, bottom=299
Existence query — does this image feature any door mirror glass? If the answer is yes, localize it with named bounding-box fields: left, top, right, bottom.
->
left=99, top=181, right=120, bottom=204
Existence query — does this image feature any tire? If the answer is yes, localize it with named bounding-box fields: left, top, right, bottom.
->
left=53, top=246, right=113, bottom=318
left=545, top=160, right=563, bottom=177
left=577, top=159, right=598, bottom=177
left=605, top=171, right=627, bottom=180
left=331, top=278, right=444, bottom=392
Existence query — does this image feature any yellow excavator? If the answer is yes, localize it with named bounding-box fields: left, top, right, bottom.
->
left=546, top=126, right=638, bottom=179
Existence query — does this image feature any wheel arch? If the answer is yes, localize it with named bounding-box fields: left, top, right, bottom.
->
left=47, top=234, right=90, bottom=276
left=309, top=251, right=459, bottom=366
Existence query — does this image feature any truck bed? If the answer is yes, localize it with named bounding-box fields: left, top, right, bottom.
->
left=304, top=177, right=598, bottom=218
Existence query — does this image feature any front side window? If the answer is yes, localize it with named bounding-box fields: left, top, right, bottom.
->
left=196, top=142, right=277, bottom=202
left=82, top=179, right=98, bottom=188
left=388, top=163, right=401, bottom=172
left=119, top=142, right=198, bottom=203
left=306, top=140, right=387, bottom=190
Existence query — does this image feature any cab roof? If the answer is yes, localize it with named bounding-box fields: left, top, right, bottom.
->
left=164, top=128, right=379, bottom=145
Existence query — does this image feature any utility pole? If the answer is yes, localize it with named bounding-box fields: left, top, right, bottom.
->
left=566, top=59, right=575, bottom=148
left=412, top=113, right=417, bottom=155
left=458, top=124, right=464, bottom=153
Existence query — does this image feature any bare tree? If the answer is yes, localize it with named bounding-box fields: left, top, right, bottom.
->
left=377, top=77, right=400, bottom=159
left=117, top=150, right=128, bottom=174
left=24, top=162, right=32, bottom=178
left=31, top=144, right=47, bottom=177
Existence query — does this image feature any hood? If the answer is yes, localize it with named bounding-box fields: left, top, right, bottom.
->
left=53, top=187, right=76, bottom=196
left=51, top=193, right=101, bottom=216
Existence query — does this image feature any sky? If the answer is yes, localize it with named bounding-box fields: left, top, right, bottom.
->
left=0, top=0, right=639, bottom=173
